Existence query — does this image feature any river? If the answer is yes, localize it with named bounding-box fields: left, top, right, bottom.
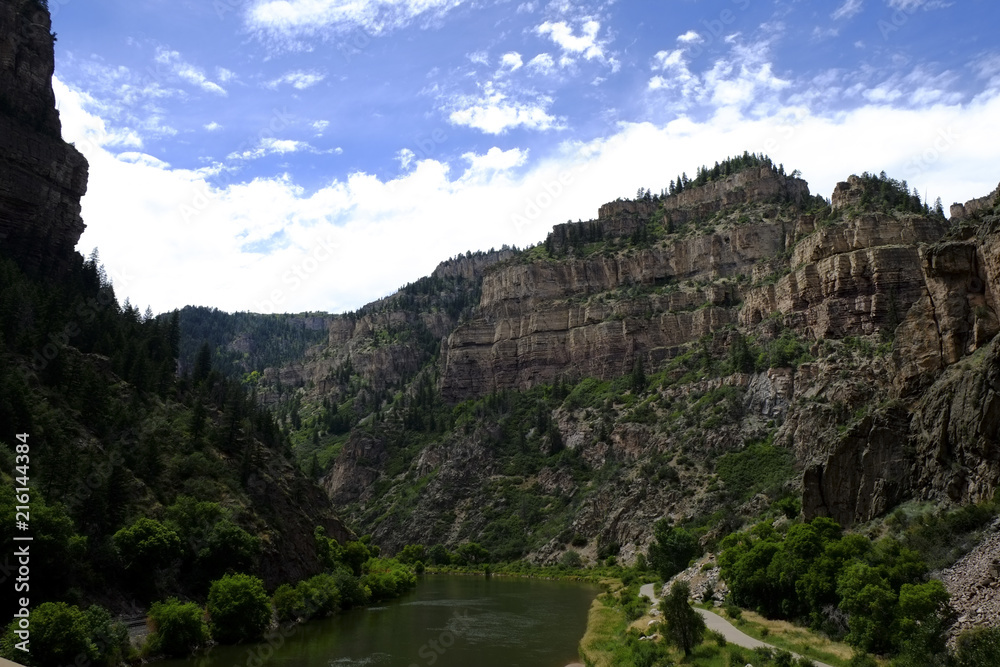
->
left=158, top=574, right=600, bottom=667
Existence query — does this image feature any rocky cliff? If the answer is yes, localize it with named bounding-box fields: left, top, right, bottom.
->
left=0, top=0, right=88, bottom=274
left=241, top=159, right=1000, bottom=572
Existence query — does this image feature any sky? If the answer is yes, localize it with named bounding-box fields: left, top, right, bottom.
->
left=50, top=0, right=1000, bottom=316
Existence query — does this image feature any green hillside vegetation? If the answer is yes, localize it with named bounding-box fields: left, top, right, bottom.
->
left=0, top=248, right=351, bottom=652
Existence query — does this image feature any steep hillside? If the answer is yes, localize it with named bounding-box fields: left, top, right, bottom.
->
left=228, top=157, right=1000, bottom=570
left=0, top=0, right=350, bottom=622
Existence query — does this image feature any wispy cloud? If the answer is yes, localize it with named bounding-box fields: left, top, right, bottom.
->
left=266, top=69, right=326, bottom=90
left=887, top=0, right=952, bottom=9
left=154, top=48, right=227, bottom=95
left=527, top=53, right=556, bottom=75
left=832, top=0, right=864, bottom=20
left=227, top=136, right=340, bottom=161
left=246, top=0, right=465, bottom=47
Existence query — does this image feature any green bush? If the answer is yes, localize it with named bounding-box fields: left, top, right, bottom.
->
left=333, top=567, right=371, bottom=608
left=299, top=573, right=341, bottom=616
left=147, top=598, right=208, bottom=657
left=272, top=583, right=307, bottom=623
left=0, top=602, right=127, bottom=667
left=112, top=517, right=183, bottom=573
left=362, top=558, right=417, bottom=602
left=954, top=626, right=1000, bottom=666
left=715, top=439, right=794, bottom=501
left=560, top=549, right=583, bottom=568
left=206, top=573, right=271, bottom=644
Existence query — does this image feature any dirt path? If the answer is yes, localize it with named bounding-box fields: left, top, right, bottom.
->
left=639, top=583, right=834, bottom=667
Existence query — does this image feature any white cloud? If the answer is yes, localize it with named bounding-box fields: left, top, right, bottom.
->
left=527, top=53, right=556, bottom=75
left=267, top=70, right=326, bottom=90
left=462, top=147, right=528, bottom=174
left=227, top=137, right=311, bottom=161
left=154, top=48, right=227, bottom=95
left=446, top=82, right=561, bottom=134
left=832, top=0, right=863, bottom=20
left=312, top=119, right=331, bottom=134
left=887, top=0, right=951, bottom=9
left=217, top=67, right=237, bottom=83
left=468, top=50, right=489, bottom=66
left=500, top=52, right=524, bottom=72
left=648, top=39, right=790, bottom=113
left=677, top=30, right=703, bottom=44
left=535, top=19, right=609, bottom=67
left=204, top=121, right=223, bottom=132
left=55, top=74, right=1000, bottom=318
left=246, top=0, right=464, bottom=45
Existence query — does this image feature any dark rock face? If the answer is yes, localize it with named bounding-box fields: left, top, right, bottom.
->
left=0, top=0, right=88, bottom=274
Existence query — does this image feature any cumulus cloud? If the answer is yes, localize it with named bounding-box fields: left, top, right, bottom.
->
left=445, top=82, right=561, bottom=134
left=648, top=39, right=790, bottom=113
left=535, top=19, right=614, bottom=69
left=55, top=64, right=1000, bottom=318
left=500, top=52, right=524, bottom=72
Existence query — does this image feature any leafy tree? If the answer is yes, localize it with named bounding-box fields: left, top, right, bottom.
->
left=954, top=626, right=1000, bottom=666
left=428, top=544, right=452, bottom=565
left=455, top=542, right=490, bottom=565
left=341, top=539, right=375, bottom=576
left=206, top=573, right=271, bottom=644
left=272, top=583, right=307, bottom=623
left=647, top=518, right=699, bottom=581
left=299, top=573, right=342, bottom=617
left=113, top=517, right=183, bottom=573
left=659, top=581, right=705, bottom=656
left=147, top=598, right=208, bottom=657
left=837, top=562, right=897, bottom=654
left=397, top=543, right=427, bottom=565
left=333, top=567, right=372, bottom=608
left=0, top=602, right=126, bottom=667
left=196, top=520, right=261, bottom=581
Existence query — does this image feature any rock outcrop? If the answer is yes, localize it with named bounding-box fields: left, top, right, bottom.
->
left=0, top=0, right=88, bottom=274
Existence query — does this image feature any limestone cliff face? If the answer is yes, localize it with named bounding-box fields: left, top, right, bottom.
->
left=312, top=169, right=1000, bottom=564
left=800, top=190, right=1000, bottom=524
left=0, top=0, right=88, bottom=274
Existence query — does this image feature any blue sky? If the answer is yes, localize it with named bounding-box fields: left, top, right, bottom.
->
left=50, top=0, right=1000, bottom=315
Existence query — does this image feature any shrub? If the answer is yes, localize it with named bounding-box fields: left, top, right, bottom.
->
left=560, top=549, right=583, bottom=568
left=0, top=601, right=127, bottom=667
left=113, top=517, right=182, bottom=572
left=954, top=626, right=1000, bottom=666
left=147, top=598, right=208, bottom=657
left=299, top=573, right=340, bottom=617
left=272, top=583, right=307, bottom=623
left=206, top=573, right=271, bottom=644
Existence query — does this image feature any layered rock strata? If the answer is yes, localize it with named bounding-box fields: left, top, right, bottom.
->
left=0, top=0, right=88, bottom=274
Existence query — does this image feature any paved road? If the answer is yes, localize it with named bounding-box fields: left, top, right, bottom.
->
left=639, top=583, right=834, bottom=667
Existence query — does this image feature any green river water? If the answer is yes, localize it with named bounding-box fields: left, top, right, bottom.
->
left=159, top=575, right=599, bottom=667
